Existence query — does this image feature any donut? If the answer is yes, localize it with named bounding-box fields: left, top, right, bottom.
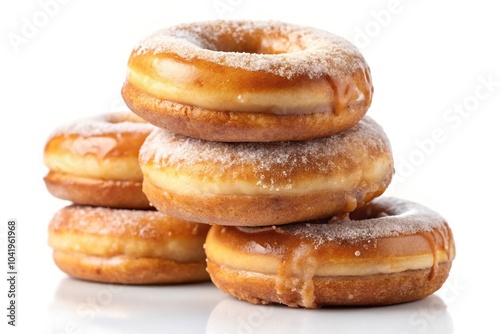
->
left=48, top=205, right=211, bottom=284
left=205, top=197, right=456, bottom=308
left=43, top=112, right=154, bottom=209
left=122, top=20, right=373, bottom=142
left=139, top=116, right=393, bottom=226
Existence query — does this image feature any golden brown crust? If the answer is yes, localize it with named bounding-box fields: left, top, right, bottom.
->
left=122, top=21, right=373, bottom=142
left=48, top=205, right=211, bottom=284
left=142, top=178, right=387, bottom=226
left=48, top=205, right=211, bottom=241
left=207, top=260, right=452, bottom=307
left=139, top=117, right=393, bottom=226
left=44, top=131, right=149, bottom=165
left=54, top=250, right=209, bottom=284
left=43, top=112, right=154, bottom=208
left=122, top=81, right=368, bottom=142
left=44, top=171, right=151, bottom=209
left=204, top=197, right=455, bottom=307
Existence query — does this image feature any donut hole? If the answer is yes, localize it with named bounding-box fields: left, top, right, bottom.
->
left=349, top=204, right=391, bottom=221
left=204, top=30, right=305, bottom=55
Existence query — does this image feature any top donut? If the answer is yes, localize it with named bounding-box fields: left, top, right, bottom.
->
left=122, top=20, right=373, bottom=142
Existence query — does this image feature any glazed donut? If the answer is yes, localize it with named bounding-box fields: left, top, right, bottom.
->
left=43, top=112, right=154, bottom=209
left=139, top=116, right=393, bottom=226
left=205, top=197, right=455, bottom=308
left=122, top=20, right=373, bottom=142
left=48, top=205, right=211, bottom=284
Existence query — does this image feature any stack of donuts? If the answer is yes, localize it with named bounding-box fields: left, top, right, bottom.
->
left=43, top=112, right=211, bottom=284
left=120, top=20, right=455, bottom=308
left=44, top=20, right=456, bottom=307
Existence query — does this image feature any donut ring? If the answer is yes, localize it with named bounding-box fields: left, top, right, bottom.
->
left=122, top=20, right=373, bottom=142
left=48, top=205, right=211, bottom=284
left=139, top=116, right=393, bottom=226
left=43, top=112, right=154, bottom=209
left=205, top=197, right=456, bottom=308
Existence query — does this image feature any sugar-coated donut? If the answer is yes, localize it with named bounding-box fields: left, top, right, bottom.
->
left=43, top=112, right=154, bottom=209
left=48, top=205, right=211, bottom=284
left=205, top=197, right=455, bottom=308
left=122, top=20, right=373, bottom=142
left=139, top=116, right=393, bottom=226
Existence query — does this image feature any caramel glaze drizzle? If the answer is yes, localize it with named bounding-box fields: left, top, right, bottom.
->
left=418, top=225, right=452, bottom=280
left=276, top=242, right=318, bottom=308
left=66, top=133, right=145, bottom=160
left=325, top=75, right=347, bottom=116
left=273, top=223, right=452, bottom=307
left=325, top=67, right=373, bottom=116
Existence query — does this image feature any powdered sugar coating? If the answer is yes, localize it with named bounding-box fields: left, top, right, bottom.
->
left=50, top=206, right=171, bottom=239
left=140, top=116, right=390, bottom=180
left=243, top=197, right=448, bottom=245
left=49, top=112, right=154, bottom=139
left=134, top=20, right=368, bottom=80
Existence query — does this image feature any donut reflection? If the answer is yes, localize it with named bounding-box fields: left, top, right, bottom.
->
left=206, top=295, right=453, bottom=334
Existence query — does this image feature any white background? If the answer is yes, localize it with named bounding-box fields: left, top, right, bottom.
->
left=1, top=0, right=499, bottom=333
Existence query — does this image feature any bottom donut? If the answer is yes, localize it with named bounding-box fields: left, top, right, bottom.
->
left=205, top=197, right=455, bottom=308
left=48, top=205, right=211, bottom=284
